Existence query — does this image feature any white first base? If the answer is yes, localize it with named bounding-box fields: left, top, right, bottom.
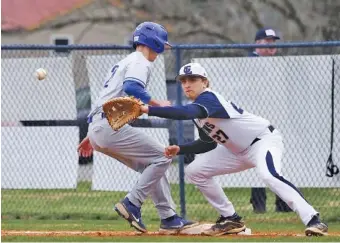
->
left=179, top=223, right=252, bottom=235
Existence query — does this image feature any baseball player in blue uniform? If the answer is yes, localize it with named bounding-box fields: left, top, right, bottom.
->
left=77, top=22, right=196, bottom=234
left=140, top=62, right=328, bottom=237
left=248, top=27, right=292, bottom=214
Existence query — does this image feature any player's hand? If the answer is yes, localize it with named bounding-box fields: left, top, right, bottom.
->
left=165, top=145, right=180, bottom=158
left=77, top=136, right=93, bottom=157
left=140, top=105, right=149, bottom=114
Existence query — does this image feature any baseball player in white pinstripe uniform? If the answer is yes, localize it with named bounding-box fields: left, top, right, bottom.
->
left=140, top=62, right=328, bottom=237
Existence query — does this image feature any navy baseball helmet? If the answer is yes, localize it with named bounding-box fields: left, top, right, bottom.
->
left=132, top=22, right=171, bottom=54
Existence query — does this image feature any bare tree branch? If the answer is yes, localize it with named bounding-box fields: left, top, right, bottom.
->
left=3, top=0, right=339, bottom=48
left=283, top=0, right=306, bottom=34
left=260, top=0, right=306, bottom=35
left=259, top=0, right=288, bottom=15
left=179, top=29, right=236, bottom=43
left=35, top=16, right=131, bottom=32
left=160, top=15, right=202, bottom=26
left=238, top=0, right=263, bottom=29
left=99, top=0, right=116, bottom=19
left=75, top=22, right=95, bottom=43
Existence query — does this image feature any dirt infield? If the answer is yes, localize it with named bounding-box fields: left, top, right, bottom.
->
left=2, top=230, right=340, bottom=238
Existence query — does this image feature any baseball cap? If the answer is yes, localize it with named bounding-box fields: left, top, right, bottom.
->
left=176, top=63, right=208, bottom=80
left=255, top=28, right=280, bottom=41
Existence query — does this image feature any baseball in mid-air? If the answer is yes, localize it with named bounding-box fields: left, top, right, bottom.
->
left=35, top=68, right=47, bottom=80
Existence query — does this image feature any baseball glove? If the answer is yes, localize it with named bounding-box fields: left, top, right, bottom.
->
left=102, top=96, right=144, bottom=131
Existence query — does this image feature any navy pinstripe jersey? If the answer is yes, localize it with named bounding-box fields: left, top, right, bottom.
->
left=192, top=89, right=270, bottom=153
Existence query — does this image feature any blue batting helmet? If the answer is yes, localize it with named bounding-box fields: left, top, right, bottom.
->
left=132, top=22, right=171, bottom=54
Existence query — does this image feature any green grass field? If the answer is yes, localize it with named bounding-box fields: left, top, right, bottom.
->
left=2, top=182, right=340, bottom=242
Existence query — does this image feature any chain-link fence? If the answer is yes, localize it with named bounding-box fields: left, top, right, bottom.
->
left=1, top=42, right=340, bottom=224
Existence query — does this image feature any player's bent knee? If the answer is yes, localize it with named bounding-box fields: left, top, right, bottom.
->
left=185, top=164, right=207, bottom=183
left=184, top=164, right=196, bottom=179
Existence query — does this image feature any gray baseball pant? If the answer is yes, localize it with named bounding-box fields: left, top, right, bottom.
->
left=88, top=116, right=176, bottom=219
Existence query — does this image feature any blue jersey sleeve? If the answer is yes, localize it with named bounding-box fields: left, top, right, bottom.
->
left=123, top=80, right=151, bottom=104
left=193, top=91, right=230, bottom=118
left=148, top=91, right=233, bottom=120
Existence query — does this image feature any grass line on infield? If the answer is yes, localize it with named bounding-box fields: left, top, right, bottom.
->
left=0, top=219, right=319, bottom=231
left=2, top=182, right=340, bottom=223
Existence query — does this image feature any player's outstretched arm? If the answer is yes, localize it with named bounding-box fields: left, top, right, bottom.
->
left=140, top=104, right=207, bottom=120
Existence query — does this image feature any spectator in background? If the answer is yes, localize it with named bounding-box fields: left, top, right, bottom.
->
left=248, top=27, right=293, bottom=214
left=249, top=28, right=279, bottom=57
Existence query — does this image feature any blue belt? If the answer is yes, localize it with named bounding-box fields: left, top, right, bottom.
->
left=87, top=113, right=106, bottom=123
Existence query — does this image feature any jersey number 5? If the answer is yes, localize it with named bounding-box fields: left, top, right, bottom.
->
left=104, top=65, right=119, bottom=88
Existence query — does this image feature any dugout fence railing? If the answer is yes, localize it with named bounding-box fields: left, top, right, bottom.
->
left=1, top=41, right=340, bottom=223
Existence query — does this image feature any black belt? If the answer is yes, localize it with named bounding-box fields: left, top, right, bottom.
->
left=250, top=125, right=275, bottom=146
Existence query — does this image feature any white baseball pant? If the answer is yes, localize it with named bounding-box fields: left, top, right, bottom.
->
left=185, top=128, right=318, bottom=225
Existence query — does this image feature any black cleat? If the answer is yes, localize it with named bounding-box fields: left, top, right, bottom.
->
left=202, top=213, right=246, bottom=236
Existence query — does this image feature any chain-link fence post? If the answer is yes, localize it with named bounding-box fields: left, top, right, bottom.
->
left=175, top=47, right=187, bottom=219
